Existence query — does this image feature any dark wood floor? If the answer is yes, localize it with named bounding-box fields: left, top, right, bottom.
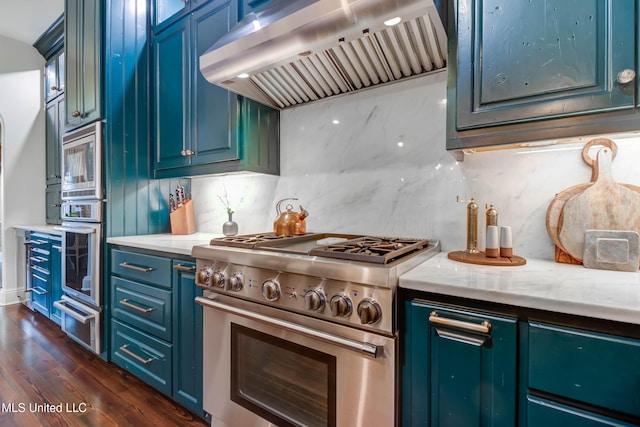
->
left=0, top=304, right=209, bottom=427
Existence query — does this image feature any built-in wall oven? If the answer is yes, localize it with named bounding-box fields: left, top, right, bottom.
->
left=54, top=199, right=103, bottom=354
left=61, top=121, right=102, bottom=200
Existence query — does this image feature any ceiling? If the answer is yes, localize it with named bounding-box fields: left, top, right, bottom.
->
left=0, top=1, right=64, bottom=46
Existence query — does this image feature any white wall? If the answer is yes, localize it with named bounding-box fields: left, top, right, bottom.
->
left=192, top=70, right=640, bottom=261
left=0, top=35, right=46, bottom=304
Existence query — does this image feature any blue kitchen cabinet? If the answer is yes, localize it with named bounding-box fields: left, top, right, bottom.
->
left=109, top=247, right=207, bottom=420
left=172, top=260, right=203, bottom=418
left=64, top=0, right=103, bottom=130
left=152, top=0, right=280, bottom=179
left=45, top=50, right=64, bottom=103
left=45, top=94, right=64, bottom=188
left=49, top=238, right=64, bottom=325
left=448, top=0, right=637, bottom=151
left=520, top=322, right=640, bottom=426
left=153, top=0, right=211, bottom=33
left=402, top=299, right=517, bottom=427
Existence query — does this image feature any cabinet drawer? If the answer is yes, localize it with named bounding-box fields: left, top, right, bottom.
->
left=112, top=277, right=172, bottom=341
left=111, top=319, right=172, bottom=396
left=31, top=271, right=50, bottom=317
left=528, top=322, right=640, bottom=417
left=527, top=395, right=636, bottom=427
left=112, top=250, right=172, bottom=288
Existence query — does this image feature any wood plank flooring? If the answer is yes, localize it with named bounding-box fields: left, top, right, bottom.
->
left=0, top=304, right=209, bottom=427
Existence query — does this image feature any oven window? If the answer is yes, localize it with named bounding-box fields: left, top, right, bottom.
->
left=64, top=232, right=90, bottom=297
left=231, top=323, right=336, bottom=427
left=63, top=141, right=94, bottom=185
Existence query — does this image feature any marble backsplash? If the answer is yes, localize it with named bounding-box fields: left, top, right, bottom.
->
left=192, top=70, right=640, bottom=260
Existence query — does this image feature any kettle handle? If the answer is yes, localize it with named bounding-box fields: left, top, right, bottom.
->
left=276, top=198, right=298, bottom=215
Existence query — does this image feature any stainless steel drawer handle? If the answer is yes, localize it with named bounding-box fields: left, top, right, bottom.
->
left=429, top=311, right=491, bottom=333
left=31, top=287, right=47, bottom=296
left=195, top=296, right=382, bottom=358
left=119, top=299, right=154, bottom=313
left=119, top=345, right=154, bottom=365
left=119, top=262, right=154, bottom=273
left=173, top=264, right=196, bottom=272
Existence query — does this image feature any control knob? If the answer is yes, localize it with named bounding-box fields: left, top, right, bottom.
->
left=261, top=279, right=281, bottom=301
left=228, top=274, right=243, bottom=291
left=211, top=271, right=226, bottom=288
left=304, top=290, right=325, bottom=311
left=329, top=295, right=353, bottom=317
left=357, top=299, right=382, bottom=325
left=195, top=267, right=213, bottom=287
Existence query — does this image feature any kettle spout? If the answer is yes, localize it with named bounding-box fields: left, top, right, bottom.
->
left=299, top=205, right=309, bottom=221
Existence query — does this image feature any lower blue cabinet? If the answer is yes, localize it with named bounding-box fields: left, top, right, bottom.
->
left=109, top=247, right=205, bottom=419
left=112, top=318, right=173, bottom=395
left=402, top=300, right=517, bottom=427
left=526, top=395, right=638, bottom=427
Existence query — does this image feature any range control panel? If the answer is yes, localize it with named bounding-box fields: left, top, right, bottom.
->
left=195, top=260, right=394, bottom=335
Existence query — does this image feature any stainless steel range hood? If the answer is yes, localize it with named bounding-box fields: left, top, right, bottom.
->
left=199, top=0, right=447, bottom=110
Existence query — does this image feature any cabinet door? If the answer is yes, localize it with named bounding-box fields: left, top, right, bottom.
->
left=455, top=0, right=635, bottom=131
left=153, top=16, right=191, bottom=171
left=45, top=53, right=63, bottom=103
left=191, top=0, right=239, bottom=166
left=46, top=96, right=64, bottom=186
left=45, top=185, right=62, bottom=225
left=172, top=260, right=204, bottom=416
left=402, top=300, right=517, bottom=427
left=65, top=0, right=103, bottom=130
left=49, top=240, right=63, bottom=324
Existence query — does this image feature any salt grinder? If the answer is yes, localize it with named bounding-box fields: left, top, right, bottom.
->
left=485, top=204, right=498, bottom=229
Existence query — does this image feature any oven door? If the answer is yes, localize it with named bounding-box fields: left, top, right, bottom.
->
left=196, top=294, right=396, bottom=427
left=61, top=121, right=102, bottom=200
left=57, top=222, right=102, bottom=307
left=53, top=295, right=101, bottom=354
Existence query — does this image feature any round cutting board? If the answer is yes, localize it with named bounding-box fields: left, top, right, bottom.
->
left=558, top=148, right=640, bottom=261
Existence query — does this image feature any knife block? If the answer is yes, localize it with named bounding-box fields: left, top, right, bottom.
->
left=170, top=199, right=196, bottom=235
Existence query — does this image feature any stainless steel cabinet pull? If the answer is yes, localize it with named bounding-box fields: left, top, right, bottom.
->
left=51, top=86, right=58, bottom=91
left=429, top=311, right=491, bottom=334
left=196, top=297, right=382, bottom=358
left=119, top=299, right=153, bottom=313
left=71, top=110, right=82, bottom=117
left=173, top=264, right=196, bottom=272
left=119, top=262, right=154, bottom=273
left=180, top=149, right=195, bottom=156
left=31, top=287, right=47, bottom=296
left=119, top=345, right=154, bottom=365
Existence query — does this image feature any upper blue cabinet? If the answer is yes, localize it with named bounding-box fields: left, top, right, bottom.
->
left=65, top=0, right=103, bottom=131
left=447, top=0, right=637, bottom=151
left=153, top=0, right=211, bottom=33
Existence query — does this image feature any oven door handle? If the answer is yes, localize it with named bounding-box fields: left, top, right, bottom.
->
left=53, top=299, right=97, bottom=324
left=195, top=296, right=382, bottom=358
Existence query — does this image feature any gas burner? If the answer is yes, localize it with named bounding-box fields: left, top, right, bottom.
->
left=310, top=237, right=431, bottom=264
left=209, top=233, right=312, bottom=248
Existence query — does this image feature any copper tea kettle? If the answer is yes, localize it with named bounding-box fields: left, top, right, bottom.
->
left=273, top=198, right=309, bottom=236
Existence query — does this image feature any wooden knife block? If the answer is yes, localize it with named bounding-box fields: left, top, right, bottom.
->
left=170, top=199, right=196, bottom=235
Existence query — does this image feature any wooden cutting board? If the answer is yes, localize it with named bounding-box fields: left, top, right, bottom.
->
left=558, top=147, right=640, bottom=261
left=545, top=138, right=616, bottom=253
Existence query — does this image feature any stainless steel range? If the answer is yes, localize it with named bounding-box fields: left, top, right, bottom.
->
left=193, top=233, right=439, bottom=427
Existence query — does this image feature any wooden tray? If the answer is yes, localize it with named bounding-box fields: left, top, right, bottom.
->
left=448, top=250, right=526, bottom=266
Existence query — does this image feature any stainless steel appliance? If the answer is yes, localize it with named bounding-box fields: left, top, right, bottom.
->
left=199, top=0, right=447, bottom=109
left=61, top=121, right=103, bottom=200
left=193, top=233, right=440, bottom=427
left=53, top=199, right=103, bottom=354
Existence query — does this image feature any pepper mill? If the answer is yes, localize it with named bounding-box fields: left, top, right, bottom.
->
left=465, top=198, right=479, bottom=254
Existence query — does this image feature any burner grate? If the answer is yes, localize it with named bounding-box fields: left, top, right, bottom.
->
left=310, top=237, right=431, bottom=264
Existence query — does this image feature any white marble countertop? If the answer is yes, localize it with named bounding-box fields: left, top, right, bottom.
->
left=14, top=224, right=62, bottom=235
left=107, top=233, right=222, bottom=256
left=400, top=252, right=640, bottom=325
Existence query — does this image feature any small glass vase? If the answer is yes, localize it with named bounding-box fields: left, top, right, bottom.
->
left=223, top=212, right=238, bottom=236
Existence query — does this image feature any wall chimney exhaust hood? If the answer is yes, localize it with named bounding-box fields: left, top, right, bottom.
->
left=200, top=0, right=447, bottom=110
